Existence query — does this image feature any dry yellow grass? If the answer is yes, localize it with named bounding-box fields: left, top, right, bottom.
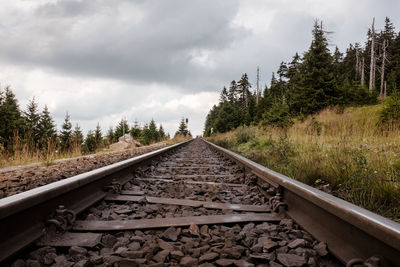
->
left=207, top=104, right=400, bottom=220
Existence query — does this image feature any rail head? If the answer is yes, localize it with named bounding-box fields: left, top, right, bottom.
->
left=203, top=139, right=400, bottom=264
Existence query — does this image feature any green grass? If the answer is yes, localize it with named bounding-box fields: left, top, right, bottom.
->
left=207, top=105, right=400, bottom=221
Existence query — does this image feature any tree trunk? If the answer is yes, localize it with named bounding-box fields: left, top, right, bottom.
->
left=361, top=57, right=365, bottom=86
left=380, top=40, right=388, bottom=99
left=369, top=18, right=376, bottom=93
left=384, top=80, right=387, bottom=99
left=356, top=49, right=360, bottom=74
left=256, top=66, right=260, bottom=104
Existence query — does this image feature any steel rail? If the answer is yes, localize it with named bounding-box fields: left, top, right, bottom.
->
left=203, top=139, right=400, bottom=265
left=0, top=139, right=192, bottom=263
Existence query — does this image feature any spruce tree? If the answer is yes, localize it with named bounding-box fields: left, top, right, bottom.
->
left=114, top=118, right=129, bottom=140
left=290, top=20, right=337, bottom=115
left=84, top=130, right=96, bottom=153
left=72, top=124, right=84, bottom=147
left=94, top=123, right=103, bottom=149
left=219, top=87, right=228, bottom=103
left=38, top=105, right=57, bottom=147
left=60, top=112, right=73, bottom=152
left=130, top=120, right=141, bottom=139
left=148, top=119, right=159, bottom=142
left=106, top=127, right=115, bottom=144
left=140, top=123, right=151, bottom=145
left=159, top=124, right=166, bottom=140
left=175, top=118, right=189, bottom=137
left=228, top=80, right=238, bottom=103
left=23, top=97, right=41, bottom=146
left=237, top=74, right=251, bottom=109
left=0, top=86, right=25, bottom=150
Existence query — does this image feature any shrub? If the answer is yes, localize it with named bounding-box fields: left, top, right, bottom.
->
left=234, top=126, right=255, bottom=144
left=379, top=91, right=400, bottom=123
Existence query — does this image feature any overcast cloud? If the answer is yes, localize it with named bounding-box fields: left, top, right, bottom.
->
left=0, top=0, right=399, bottom=136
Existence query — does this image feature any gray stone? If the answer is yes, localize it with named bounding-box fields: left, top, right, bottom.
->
left=153, top=250, right=170, bottom=263
left=199, top=263, right=216, bottom=267
left=277, top=253, right=307, bottom=266
left=101, top=234, right=117, bottom=247
left=180, top=256, right=198, bottom=267
left=43, top=252, right=57, bottom=265
left=170, top=250, right=184, bottom=260
left=215, top=258, right=235, bottom=266
left=158, top=239, right=174, bottom=251
left=115, top=246, right=128, bottom=255
left=73, top=260, right=88, bottom=267
left=269, top=262, right=283, bottom=267
left=69, top=246, right=87, bottom=256
left=90, top=255, right=103, bottom=264
left=287, top=239, right=306, bottom=249
left=120, top=250, right=144, bottom=258
left=263, top=240, right=278, bottom=252
left=199, top=252, right=219, bottom=262
left=233, top=260, right=255, bottom=267
left=249, top=253, right=276, bottom=261
left=314, top=242, right=328, bottom=256
left=162, top=227, right=178, bottom=241
left=128, top=241, right=141, bottom=251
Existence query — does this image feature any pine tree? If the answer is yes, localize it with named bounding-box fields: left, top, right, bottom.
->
left=106, top=127, right=115, bottom=144
left=159, top=124, right=166, bottom=140
left=175, top=118, right=189, bottom=137
left=228, top=80, right=238, bottom=103
left=23, top=97, right=41, bottom=147
left=114, top=118, right=129, bottom=140
left=60, top=112, right=73, bottom=152
left=130, top=120, right=141, bottom=139
left=237, top=74, right=251, bottom=109
left=84, top=130, right=96, bottom=153
left=290, top=20, right=337, bottom=115
left=72, top=124, right=84, bottom=148
left=140, top=123, right=151, bottom=145
left=94, top=123, right=103, bottom=149
left=0, top=86, right=25, bottom=150
left=148, top=119, right=159, bottom=142
left=219, top=87, right=228, bottom=103
left=38, top=105, right=57, bottom=147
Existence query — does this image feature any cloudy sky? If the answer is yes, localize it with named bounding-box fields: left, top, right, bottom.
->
left=0, top=0, right=399, bottom=136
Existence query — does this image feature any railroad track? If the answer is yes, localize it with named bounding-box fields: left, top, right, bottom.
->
left=0, top=139, right=399, bottom=266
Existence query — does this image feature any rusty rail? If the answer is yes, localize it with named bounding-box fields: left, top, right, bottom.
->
left=203, top=139, right=400, bottom=265
left=0, top=139, right=192, bottom=263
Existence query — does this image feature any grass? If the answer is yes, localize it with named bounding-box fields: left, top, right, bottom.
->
left=207, top=104, right=400, bottom=221
left=0, top=137, right=176, bottom=169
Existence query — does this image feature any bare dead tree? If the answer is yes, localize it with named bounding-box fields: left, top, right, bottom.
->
left=380, top=40, right=389, bottom=99
left=369, top=18, right=376, bottom=93
left=356, top=48, right=360, bottom=73
left=256, top=66, right=260, bottom=104
left=384, top=81, right=387, bottom=99
left=361, top=57, right=365, bottom=86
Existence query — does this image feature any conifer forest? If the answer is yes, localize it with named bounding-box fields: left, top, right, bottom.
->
left=205, top=18, right=400, bottom=219
left=204, top=18, right=400, bottom=135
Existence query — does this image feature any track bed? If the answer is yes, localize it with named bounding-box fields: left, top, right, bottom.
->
left=9, top=139, right=340, bottom=266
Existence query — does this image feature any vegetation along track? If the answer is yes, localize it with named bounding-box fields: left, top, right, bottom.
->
left=0, top=139, right=399, bottom=266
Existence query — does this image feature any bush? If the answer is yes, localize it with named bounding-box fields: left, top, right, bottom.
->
left=234, top=126, right=255, bottom=144
left=379, top=92, right=400, bottom=123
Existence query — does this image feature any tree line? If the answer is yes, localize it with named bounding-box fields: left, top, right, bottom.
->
left=204, top=18, right=400, bottom=135
left=0, top=88, right=171, bottom=155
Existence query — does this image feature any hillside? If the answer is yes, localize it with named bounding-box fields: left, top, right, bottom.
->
left=207, top=104, right=400, bottom=220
